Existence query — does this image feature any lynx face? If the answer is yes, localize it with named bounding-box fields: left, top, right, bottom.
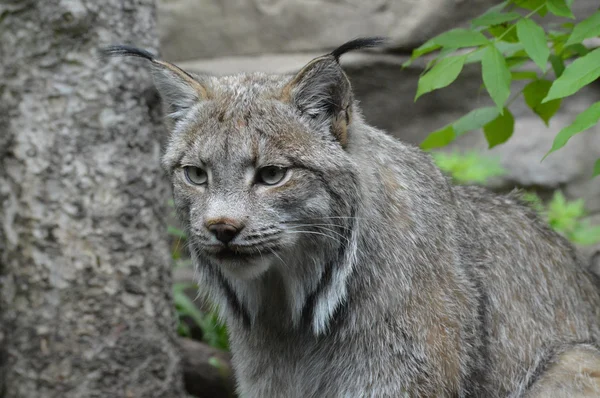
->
left=102, top=40, right=380, bottom=328
left=161, top=73, right=359, bottom=280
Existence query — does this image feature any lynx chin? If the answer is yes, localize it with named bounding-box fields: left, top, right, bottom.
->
left=104, top=38, right=600, bottom=397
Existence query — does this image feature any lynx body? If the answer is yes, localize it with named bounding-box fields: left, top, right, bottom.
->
left=105, top=39, right=600, bottom=397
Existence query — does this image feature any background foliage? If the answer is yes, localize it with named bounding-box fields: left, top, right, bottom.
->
left=168, top=202, right=229, bottom=351
left=408, top=0, right=600, bottom=176
left=434, top=152, right=600, bottom=245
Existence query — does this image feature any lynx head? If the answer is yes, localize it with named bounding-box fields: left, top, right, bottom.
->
left=103, top=38, right=385, bottom=331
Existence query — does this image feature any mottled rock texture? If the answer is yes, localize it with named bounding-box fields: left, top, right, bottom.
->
left=157, top=0, right=504, bottom=61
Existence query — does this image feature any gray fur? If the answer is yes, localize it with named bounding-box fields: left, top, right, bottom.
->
left=108, top=40, right=600, bottom=397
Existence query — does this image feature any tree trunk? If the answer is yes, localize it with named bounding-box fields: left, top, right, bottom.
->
left=0, top=1, right=188, bottom=397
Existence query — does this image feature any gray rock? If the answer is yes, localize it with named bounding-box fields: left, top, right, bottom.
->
left=157, top=0, right=503, bottom=61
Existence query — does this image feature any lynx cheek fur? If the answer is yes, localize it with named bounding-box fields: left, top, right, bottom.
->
left=104, top=39, right=600, bottom=397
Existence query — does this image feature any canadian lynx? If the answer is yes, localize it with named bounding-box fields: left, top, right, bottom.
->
left=105, top=38, right=600, bottom=397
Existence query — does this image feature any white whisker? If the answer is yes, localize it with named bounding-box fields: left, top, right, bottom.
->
left=285, top=230, right=347, bottom=245
left=286, top=224, right=351, bottom=244
left=267, top=247, right=290, bottom=269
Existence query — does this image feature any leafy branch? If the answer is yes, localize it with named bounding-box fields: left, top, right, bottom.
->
left=408, top=0, right=600, bottom=176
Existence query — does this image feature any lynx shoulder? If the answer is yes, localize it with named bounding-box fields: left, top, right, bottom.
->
left=104, top=38, right=600, bottom=397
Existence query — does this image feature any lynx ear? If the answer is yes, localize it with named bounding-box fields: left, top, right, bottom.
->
left=282, top=37, right=386, bottom=147
left=101, top=45, right=209, bottom=121
left=282, top=55, right=352, bottom=146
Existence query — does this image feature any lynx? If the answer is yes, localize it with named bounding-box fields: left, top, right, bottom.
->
left=104, top=38, right=600, bottom=397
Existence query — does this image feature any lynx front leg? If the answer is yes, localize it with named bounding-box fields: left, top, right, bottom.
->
left=520, top=343, right=600, bottom=398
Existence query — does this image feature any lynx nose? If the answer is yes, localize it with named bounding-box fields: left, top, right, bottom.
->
left=207, top=222, right=243, bottom=244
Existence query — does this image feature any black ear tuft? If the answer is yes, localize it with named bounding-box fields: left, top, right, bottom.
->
left=100, top=45, right=156, bottom=62
left=330, top=37, right=388, bottom=61
left=101, top=44, right=210, bottom=122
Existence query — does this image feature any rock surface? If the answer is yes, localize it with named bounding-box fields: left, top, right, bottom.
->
left=157, top=0, right=504, bottom=61
left=157, top=0, right=600, bottom=62
left=178, top=337, right=235, bottom=398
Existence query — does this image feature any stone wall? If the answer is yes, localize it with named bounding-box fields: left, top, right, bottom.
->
left=158, top=0, right=503, bottom=61
left=157, top=0, right=600, bottom=262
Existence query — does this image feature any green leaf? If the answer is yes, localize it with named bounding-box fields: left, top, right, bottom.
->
left=173, top=283, right=229, bottom=350
left=564, top=44, right=590, bottom=58
left=173, top=283, right=206, bottom=328
left=412, top=28, right=489, bottom=59
left=522, top=192, right=545, bottom=214
left=516, top=19, right=549, bottom=72
left=420, top=125, right=456, bottom=150
left=512, top=0, right=548, bottom=16
left=570, top=223, right=600, bottom=246
left=466, top=47, right=487, bottom=64
left=535, top=99, right=562, bottom=126
left=466, top=42, right=524, bottom=64
left=544, top=102, right=600, bottom=158
left=496, top=41, right=526, bottom=56
left=454, top=106, right=501, bottom=134
left=488, top=24, right=520, bottom=43
left=176, top=320, right=191, bottom=337
left=506, top=56, right=530, bottom=69
left=549, top=30, right=569, bottom=45
left=511, top=71, right=539, bottom=80
left=432, top=151, right=506, bottom=184
left=549, top=54, right=565, bottom=78
left=472, top=11, right=521, bottom=27
left=482, top=45, right=512, bottom=111
left=430, top=28, right=490, bottom=48
left=415, top=54, right=467, bottom=100
left=483, top=108, right=514, bottom=148
left=401, top=58, right=413, bottom=69
left=424, top=47, right=457, bottom=72
left=411, top=41, right=441, bottom=59
left=594, top=158, right=600, bottom=177
left=546, top=191, right=588, bottom=239
left=421, top=107, right=503, bottom=150
left=543, top=48, right=600, bottom=102
left=422, top=106, right=516, bottom=150
left=565, top=11, right=600, bottom=47
left=546, top=0, right=575, bottom=19
left=523, top=80, right=562, bottom=125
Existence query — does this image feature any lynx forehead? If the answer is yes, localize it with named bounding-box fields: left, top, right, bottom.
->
left=105, top=39, right=600, bottom=398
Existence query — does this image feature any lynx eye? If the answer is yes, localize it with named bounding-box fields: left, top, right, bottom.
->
left=183, top=166, right=208, bottom=185
left=257, top=166, right=288, bottom=186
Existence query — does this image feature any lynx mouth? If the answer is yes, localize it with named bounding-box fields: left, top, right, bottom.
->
left=201, top=244, right=274, bottom=263
left=213, top=248, right=264, bottom=261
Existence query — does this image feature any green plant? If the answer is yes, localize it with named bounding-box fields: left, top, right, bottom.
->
left=432, top=151, right=600, bottom=245
left=432, top=150, right=506, bottom=184
left=544, top=191, right=600, bottom=245
left=408, top=0, right=600, bottom=176
left=173, top=282, right=229, bottom=351
left=167, top=202, right=230, bottom=350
